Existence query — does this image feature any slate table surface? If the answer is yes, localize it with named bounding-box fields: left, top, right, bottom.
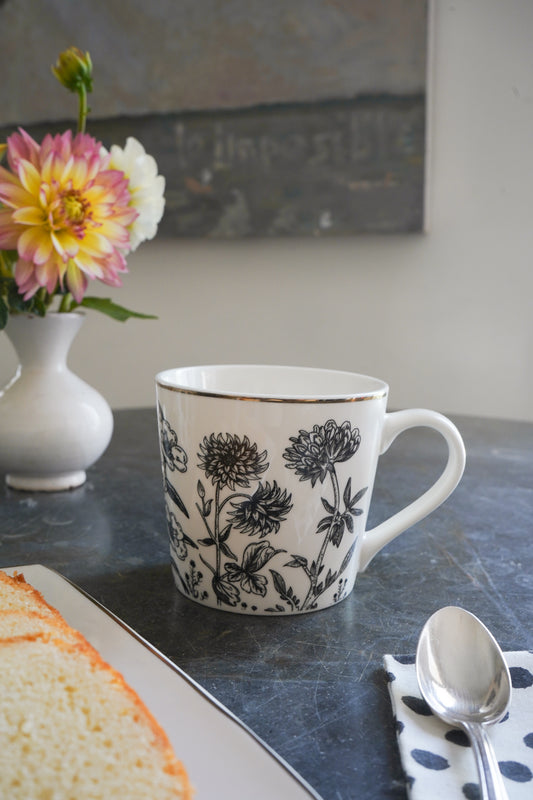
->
left=1, top=407, right=532, bottom=800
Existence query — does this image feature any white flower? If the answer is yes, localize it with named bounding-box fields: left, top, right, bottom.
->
left=107, top=137, right=165, bottom=251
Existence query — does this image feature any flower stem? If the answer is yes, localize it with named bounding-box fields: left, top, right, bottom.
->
left=301, top=467, right=340, bottom=610
left=214, top=484, right=221, bottom=580
left=212, top=484, right=226, bottom=605
left=36, top=287, right=49, bottom=308
left=58, top=292, right=73, bottom=312
left=77, top=86, right=88, bottom=134
left=0, top=252, right=13, bottom=279
left=218, top=491, right=249, bottom=512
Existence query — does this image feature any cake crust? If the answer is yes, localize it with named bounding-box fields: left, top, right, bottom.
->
left=0, top=570, right=193, bottom=800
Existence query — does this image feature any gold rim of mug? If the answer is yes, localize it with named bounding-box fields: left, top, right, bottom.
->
left=155, top=381, right=388, bottom=404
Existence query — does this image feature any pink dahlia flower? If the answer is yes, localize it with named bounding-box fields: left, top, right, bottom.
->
left=0, top=128, right=138, bottom=302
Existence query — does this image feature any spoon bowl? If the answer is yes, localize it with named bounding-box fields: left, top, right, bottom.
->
left=416, top=606, right=512, bottom=800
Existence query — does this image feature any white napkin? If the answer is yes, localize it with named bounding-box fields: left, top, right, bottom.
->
left=384, top=651, right=533, bottom=799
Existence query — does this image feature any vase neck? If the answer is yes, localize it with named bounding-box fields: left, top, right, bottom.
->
left=5, top=313, right=85, bottom=369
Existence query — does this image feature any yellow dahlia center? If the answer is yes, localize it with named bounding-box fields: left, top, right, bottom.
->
left=62, top=193, right=85, bottom=223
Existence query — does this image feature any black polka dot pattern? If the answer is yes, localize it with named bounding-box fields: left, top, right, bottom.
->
left=445, top=729, right=470, bottom=748
left=499, top=761, right=533, bottom=783
left=401, top=695, right=433, bottom=716
left=411, top=748, right=449, bottom=770
left=462, top=782, right=481, bottom=799
left=384, top=651, right=533, bottom=798
left=510, top=667, right=533, bottom=689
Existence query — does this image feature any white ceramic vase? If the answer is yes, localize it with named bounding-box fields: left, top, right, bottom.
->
left=0, top=312, right=113, bottom=491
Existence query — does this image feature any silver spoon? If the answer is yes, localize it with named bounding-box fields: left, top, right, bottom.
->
left=416, top=606, right=512, bottom=800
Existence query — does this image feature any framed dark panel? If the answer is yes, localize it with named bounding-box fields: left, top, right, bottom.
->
left=0, top=0, right=428, bottom=237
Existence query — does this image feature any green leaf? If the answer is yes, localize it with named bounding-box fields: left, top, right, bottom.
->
left=32, top=294, right=48, bottom=317
left=7, top=282, right=29, bottom=312
left=78, top=296, right=157, bottom=321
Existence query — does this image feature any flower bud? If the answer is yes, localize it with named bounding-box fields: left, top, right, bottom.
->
left=52, top=47, right=93, bottom=93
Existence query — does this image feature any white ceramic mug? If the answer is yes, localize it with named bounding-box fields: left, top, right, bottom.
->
left=155, top=365, right=465, bottom=615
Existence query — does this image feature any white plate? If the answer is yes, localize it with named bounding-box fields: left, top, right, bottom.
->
left=3, top=564, right=322, bottom=800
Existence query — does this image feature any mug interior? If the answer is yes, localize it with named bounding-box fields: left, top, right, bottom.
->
left=156, top=364, right=388, bottom=401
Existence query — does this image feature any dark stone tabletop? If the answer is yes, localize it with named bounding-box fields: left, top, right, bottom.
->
left=1, top=408, right=532, bottom=799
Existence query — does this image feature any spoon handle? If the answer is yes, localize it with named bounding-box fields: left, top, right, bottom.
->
left=465, top=722, right=509, bottom=800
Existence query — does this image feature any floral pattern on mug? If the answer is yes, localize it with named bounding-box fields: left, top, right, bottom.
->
left=195, top=433, right=292, bottom=608
left=228, top=481, right=293, bottom=538
left=166, top=508, right=197, bottom=561
left=198, top=433, right=268, bottom=490
left=282, top=420, right=367, bottom=611
left=159, top=409, right=189, bottom=518
left=159, top=408, right=368, bottom=613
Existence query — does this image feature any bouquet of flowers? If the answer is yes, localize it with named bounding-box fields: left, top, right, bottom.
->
left=0, top=47, right=165, bottom=328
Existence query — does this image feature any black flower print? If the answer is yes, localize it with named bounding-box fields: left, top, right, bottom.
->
left=283, top=419, right=361, bottom=487
left=160, top=415, right=188, bottom=473
left=317, top=479, right=367, bottom=548
left=198, top=433, right=268, bottom=490
left=283, top=419, right=366, bottom=611
left=193, top=433, right=295, bottom=608
left=211, top=573, right=240, bottom=606
left=173, top=559, right=207, bottom=602
left=225, top=541, right=283, bottom=596
left=159, top=406, right=189, bottom=517
left=166, top=509, right=197, bottom=561
left=229, top=481, right=293, bottom=537
left=168, top=420, right=365, bottom=612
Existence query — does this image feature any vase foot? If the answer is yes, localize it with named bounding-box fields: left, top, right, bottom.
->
left=5, top=470, right=87, bottom=492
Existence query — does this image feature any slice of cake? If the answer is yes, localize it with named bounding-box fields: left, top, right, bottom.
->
left=0, top=570, right=65, bottom=620
left=0, top=571, right=193, bottom=800
left=0, top=608, right=84, bottom=644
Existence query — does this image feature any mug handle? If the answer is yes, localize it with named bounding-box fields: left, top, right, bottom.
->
left=358, top=409, right=466, bottom=572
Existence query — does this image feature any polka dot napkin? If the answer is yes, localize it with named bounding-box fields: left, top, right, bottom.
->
left=383, top=651, right=533, bottom=799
